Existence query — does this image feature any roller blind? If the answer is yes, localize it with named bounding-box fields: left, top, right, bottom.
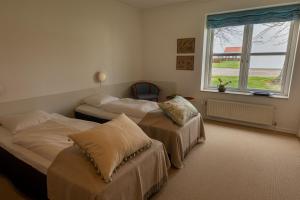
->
left=207, top=4, right=300, bottom=28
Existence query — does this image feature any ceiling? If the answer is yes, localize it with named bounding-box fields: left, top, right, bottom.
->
left=118, top=0, right=193, bottom=9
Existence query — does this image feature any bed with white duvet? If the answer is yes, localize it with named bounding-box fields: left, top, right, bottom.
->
left=75, top=94, right=206, bottom=169
left=11, top=114, right=96, bottom=166
left=0, top=111, right=169, bottom=200
left=76, top=96, right=160, bottom=123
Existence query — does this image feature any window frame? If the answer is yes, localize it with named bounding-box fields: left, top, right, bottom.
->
left=203, top=19, right=300, bottom=97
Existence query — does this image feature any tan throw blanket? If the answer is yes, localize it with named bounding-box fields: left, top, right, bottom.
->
left=139, top=110, right=206, bottom=168
left=47, top=140, right=170, bottom=200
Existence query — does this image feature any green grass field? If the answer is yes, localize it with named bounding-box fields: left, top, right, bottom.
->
left=211, top=60, right=281, bottom=91
left=211, top=76, right=280, bottom=91
left=212, top=60, right=240, bottom=69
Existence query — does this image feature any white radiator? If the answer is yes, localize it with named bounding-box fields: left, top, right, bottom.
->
left=206, top=99, right=275, bottom=126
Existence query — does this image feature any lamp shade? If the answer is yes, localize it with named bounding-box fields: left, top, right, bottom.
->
left=98, top=72, right=107, bottom=82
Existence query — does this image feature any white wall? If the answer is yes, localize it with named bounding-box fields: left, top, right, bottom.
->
left=0, top=0, right=143, bottom=103
left=143, top=0, right=300, bottom=134
left=0, top=82, right=134, bottom=117
left=1, top=0, right=300, bottom=134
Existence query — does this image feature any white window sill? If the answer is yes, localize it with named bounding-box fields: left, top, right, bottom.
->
left=201, top=89, right=289, bottom=99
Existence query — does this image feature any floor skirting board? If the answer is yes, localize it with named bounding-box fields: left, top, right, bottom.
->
left=204, top=117, right=297, bottom=135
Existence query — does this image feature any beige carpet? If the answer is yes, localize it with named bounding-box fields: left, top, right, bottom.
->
left=1, top=120, right=300, bottom=200
left=154, top=121, right=300, bottom=200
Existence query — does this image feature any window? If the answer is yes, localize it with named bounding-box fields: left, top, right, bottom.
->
left=203, top=5, right=300, bottom=97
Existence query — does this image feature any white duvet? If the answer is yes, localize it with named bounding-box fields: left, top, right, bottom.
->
left=12, top=114, right=97, bottom=162
left=100, top=98, right=159, bottom=119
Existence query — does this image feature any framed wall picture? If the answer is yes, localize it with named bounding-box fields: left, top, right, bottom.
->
left=177, top=38, right=195, bottom=53
left=176, top=56, right=194, bottom=70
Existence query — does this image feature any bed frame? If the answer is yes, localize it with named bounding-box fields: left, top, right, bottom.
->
left=75, top=111, right=110, bottom=124
left=0, top=143, right=164, bottom=200
left=0, top=147, right=47, bottom=199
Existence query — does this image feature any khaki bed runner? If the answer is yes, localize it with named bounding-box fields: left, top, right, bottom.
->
left=139, top=110, right=206, bottom=168
left=47, top=140, right=170, bottom=200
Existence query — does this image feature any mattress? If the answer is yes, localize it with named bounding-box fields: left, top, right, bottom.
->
left=76, top=104, right=142, bottom=123
left=0, top=114, right=98, bottom=174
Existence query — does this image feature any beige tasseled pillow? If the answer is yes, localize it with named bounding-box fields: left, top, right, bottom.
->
left=69, top=114, right=152, bottom=183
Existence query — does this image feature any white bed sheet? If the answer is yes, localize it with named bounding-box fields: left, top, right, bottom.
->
left=0, top=126, right=50, bottom=174
left=75, top=104, right=142, bottom=123
left=100, top=98, right=159, bottom=119
left=0, top=114, right=98, bottom=175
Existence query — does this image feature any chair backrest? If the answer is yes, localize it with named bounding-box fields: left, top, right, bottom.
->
left=149, top=84, right=159, bottom=94
left=131, top=82, right=160, bottom=97
left=135, top=83, right=150, bottom=94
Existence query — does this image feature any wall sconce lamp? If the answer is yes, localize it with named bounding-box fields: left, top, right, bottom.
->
left=97, top=71, right=107, bottom=88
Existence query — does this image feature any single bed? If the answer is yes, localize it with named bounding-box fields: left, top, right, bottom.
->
left=0, top=126, right=48, bottom=199
left=75, top=98, right=206, bottom=168
left=0, top=113, right=170, bottom=200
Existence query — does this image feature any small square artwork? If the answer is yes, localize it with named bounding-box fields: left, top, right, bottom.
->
left=177, top=38, right=195, bottom=53
left=176, top=56, right=194, bottom=70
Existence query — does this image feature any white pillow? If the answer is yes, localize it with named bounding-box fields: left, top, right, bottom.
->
left=0, top=110, right=51, bottom=134
left=83, top=94, right=119, bottom=107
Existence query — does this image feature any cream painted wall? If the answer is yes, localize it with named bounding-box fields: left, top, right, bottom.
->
left=142, top=0, right=300, bottom=134
left=0, top=0, right=143, bottom=103
left=1, top=0, right=300, bottom=134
